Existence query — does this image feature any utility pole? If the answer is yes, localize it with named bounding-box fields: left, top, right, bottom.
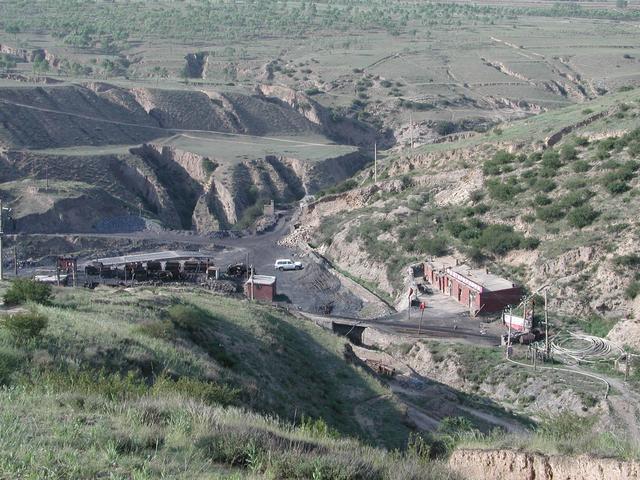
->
left=544, top=288, right=550, bottom=357
left=507, top=306, right=513, bottom=348
left=13, top=246, right=17, bottom=277
left=0, top=200, right=10, bottom=281
left=245, top=252, right=249, bottom=280
left=409, top=112, right=414, bottom=149
left=250, top=267, right=254, bottom=301
left=0, top=199, right=3, bottom=280
left=374, top=142, right=377, bottom=183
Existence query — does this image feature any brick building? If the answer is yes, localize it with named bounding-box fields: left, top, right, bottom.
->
left=424, top=260, right=523, bottom=315
left=244, top=275, right=277, bottom=302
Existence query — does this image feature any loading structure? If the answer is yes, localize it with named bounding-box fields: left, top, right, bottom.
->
left=424, top=259, right=523, bottom=315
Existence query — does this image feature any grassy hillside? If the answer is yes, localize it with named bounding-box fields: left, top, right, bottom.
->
left=0, top=283, right=460, bottom=479
left=308, top=88, right=640, bottom=318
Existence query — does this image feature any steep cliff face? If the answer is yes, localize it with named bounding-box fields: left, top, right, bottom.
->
left=449, top=449, right=640, bottom=480
left=127, top=143, right=367, bottom=232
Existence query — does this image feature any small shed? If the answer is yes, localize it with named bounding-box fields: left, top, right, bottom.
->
left=244, top=275, right=277, bottom=302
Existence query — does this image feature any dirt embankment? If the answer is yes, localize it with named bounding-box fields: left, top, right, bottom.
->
left=449, top=449, right=640, bottom=480
left=0, top=83, right=327, bottom=150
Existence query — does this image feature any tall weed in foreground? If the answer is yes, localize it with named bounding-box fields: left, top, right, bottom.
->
left=2, top=309, right=48, bottom=343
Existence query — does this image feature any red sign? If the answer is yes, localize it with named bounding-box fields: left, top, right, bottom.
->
left=419, top=302, right=426, bottom=311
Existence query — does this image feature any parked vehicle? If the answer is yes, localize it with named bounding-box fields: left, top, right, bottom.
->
left=226, top=263, right=248, bottom=277
left=274, top=259, right=303, bottom=271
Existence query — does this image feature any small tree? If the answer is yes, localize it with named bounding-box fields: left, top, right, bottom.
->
left=32, top=56, right=50, bottom=76
left=5, top=24, right=20, bottom=46
left=4, top=279, right=53, bottom=306
left=2, top=309, right=48, bottom=343
left=180, top=65, right=190, bottom=84
left=567, top=205, right=599, bottom=229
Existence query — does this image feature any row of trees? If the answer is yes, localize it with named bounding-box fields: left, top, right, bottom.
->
left=2, top=0, right=637, bottom=52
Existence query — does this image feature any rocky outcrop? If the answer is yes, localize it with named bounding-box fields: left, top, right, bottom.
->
left=0, top=44, right=59, bottom=67
left=449, top=449, right=640, bottom=480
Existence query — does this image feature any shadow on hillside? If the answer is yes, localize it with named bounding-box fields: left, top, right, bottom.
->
left=176, top=301, right=412, bottom=449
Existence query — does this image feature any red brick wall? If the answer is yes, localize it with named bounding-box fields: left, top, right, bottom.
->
left=423, top=262, right=522, bottom=314
left=447, top=277, right=480, bottom=311
left=479, top=287, right=523, bottom=313
left=244, top=283, right=275, bottom=301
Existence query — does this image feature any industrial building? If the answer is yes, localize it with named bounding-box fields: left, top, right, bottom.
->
left=244, top=275, right=277, bottom=302
left=423, top=259, right=523, bottom=315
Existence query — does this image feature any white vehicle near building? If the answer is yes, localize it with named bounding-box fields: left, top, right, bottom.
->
left=274, top=258, right=303, bottom=271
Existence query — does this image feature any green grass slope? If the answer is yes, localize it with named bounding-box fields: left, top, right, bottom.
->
left=0, top=285, right=456, bottom=479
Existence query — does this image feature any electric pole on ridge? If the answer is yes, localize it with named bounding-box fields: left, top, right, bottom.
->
left=374, top=142, right=377, bottom=183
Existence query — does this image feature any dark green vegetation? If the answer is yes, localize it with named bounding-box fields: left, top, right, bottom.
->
left=0, top=284, right=460, bottom=479
left=3, top=278, right=53, bottom=306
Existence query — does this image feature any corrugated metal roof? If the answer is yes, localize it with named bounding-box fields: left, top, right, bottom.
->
left=448, top=265, right=516, bottom=292
left=92, top=250, right=213, bottom=267
left=246, top=275, right=276, bottom=286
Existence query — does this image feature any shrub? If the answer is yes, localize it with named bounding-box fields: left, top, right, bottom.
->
left=317, top=179, right=358, bottom=198
left=152, top=374, right=239, bottom=406
left=3, top=279, right=53, bottom=306
left=469, top=190, right=484, bottom=203
left=202, top=158, right=217, bottom=176
left=567, top=205, right=599, bottom=229
left=559, top=190, right=593, bottom=209
left=535, top=178, right=557, bottom=192
left=534, top=194, right=552, bottom=206
left=574, top=136, right=589, bottom=147
left=487, top=180, right=521, bottom=201
left=435, top=121, right=455, bottom=136
left=560, top=144, right=577, bottom=162
left=483, top=150, right=515, bottom=175
left=626, top=281, right=640, bottom=300
left=581, top=315, right=618, bottom=337
left=538, top=412, right=596, bottom=452
left=473, top=224, right=525, bottom=255
left=416, top=235, right=448, bottom=256
left=604, top=180, right=630, bottom=195
left=521, top=237, right=541, bottom=250
left=39, top=368, right=147, bottom=400
left=0, top=346, right=22, bottom=385
left=541, top=150, right=562, bottom=170
left=613, top=254, right=640, bottom=269
left=572, top=160, right=591, bottom=173
left=2, top=310, right=48, bottom=342
left=536, top=204, right=565, bottom=222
